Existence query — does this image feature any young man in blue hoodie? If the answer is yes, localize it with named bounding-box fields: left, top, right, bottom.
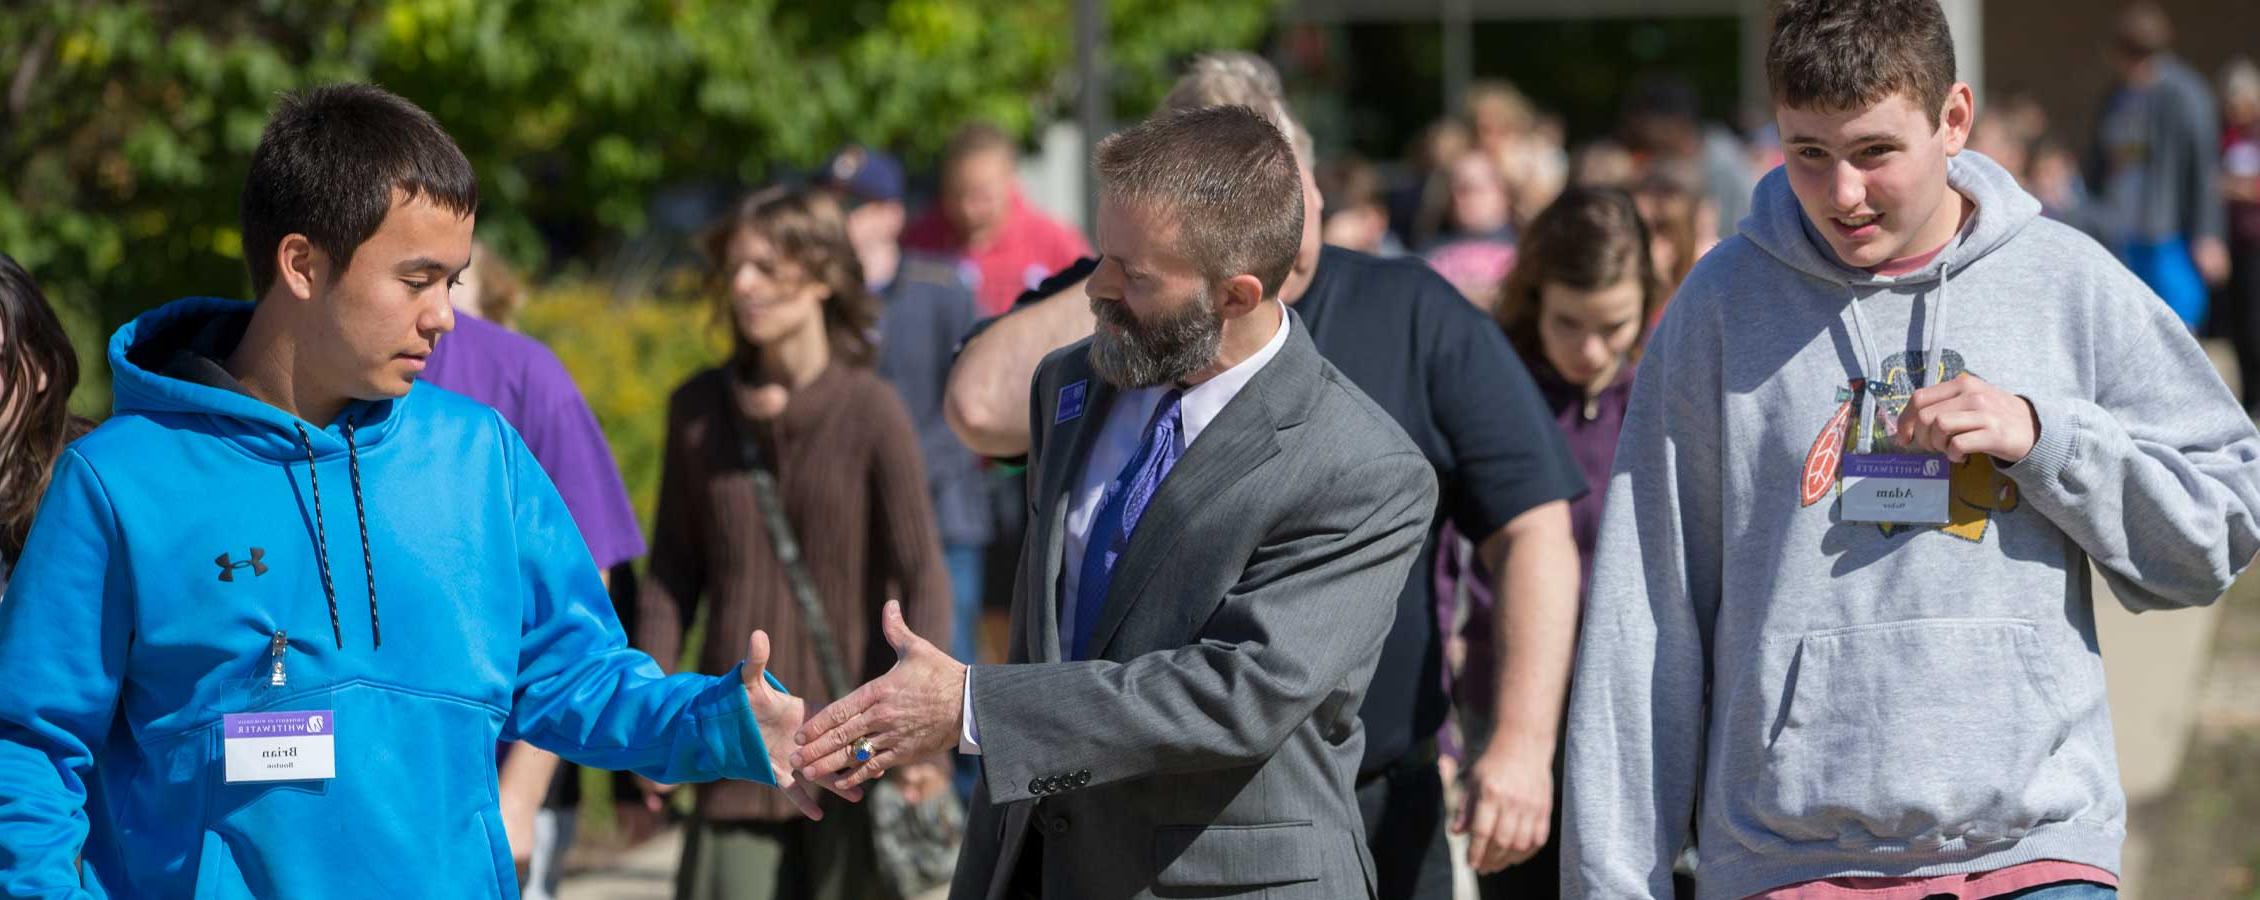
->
left=1562, top=1, right=2260, bottom=898
left=0, top=84, right=840, bottom=899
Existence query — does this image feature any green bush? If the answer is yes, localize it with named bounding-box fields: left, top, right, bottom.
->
left=515, top=285, right=727, bottom=531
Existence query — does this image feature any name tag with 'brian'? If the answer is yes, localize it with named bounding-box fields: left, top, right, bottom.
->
left=223, top=710, right=337, bottom=783
left=1839, top=453, right=1951, bottom=524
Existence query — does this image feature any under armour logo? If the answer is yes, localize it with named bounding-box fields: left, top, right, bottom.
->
left=216, top=548, right=269, bottom=582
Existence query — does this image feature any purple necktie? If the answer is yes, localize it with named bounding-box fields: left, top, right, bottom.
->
left=1069, top=390, right=1184, bottom=660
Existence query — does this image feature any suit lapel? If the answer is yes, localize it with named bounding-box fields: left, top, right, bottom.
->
left=1027, top=350, right=1115, bottom=664
left=1083, top=317, right=1321, bottom=660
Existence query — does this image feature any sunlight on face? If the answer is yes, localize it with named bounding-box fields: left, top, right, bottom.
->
left=314, top=192, right=469, bottom=401
left=1777, top=87, right=1972, bottom=269
left=722, top=228, right=829, bottom=351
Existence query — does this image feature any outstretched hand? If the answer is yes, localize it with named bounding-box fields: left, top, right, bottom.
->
left=790, top=601, right=967, bottom=792
left=741, top=629, right=860, bottom=818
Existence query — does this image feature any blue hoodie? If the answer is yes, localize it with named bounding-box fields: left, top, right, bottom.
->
left=0, top=297, right=782, bottom=899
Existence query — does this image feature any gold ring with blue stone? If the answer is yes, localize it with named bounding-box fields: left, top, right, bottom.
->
left=851, top=736, right=876, bottom=763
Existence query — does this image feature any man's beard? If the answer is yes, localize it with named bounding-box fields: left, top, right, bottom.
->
left=1089, top=290, right=1223, bottom=389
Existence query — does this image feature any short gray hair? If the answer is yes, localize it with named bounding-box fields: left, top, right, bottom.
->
left=1162, top=52, right=1316, bottom=167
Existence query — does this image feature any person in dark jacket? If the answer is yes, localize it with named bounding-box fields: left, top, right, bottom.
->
left=2091, top=1, right=2229, bottom=328
left=637, top=186, right=954, bottom=900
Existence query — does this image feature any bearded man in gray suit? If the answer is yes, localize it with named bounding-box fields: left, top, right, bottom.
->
left=792, top=104, right=1437, bottom=900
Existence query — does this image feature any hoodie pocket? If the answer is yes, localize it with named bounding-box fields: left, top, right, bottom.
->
left=193, top=678, right=512, bottom=898
left=477, top=807, right=517, bottom=896
left=1752, top=618, right=2077, bottom=850
left=192, top=830, right=251, bottom=900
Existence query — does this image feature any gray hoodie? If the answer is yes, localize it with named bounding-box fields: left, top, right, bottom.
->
left=1562, top=150, right=2260, bottom=899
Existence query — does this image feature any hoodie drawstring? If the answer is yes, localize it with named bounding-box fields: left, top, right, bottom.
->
left=293, top=420, right=381, bottom=650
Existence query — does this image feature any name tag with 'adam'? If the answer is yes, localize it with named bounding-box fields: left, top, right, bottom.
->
left=224, top=710, right=337, bottom=783
left=1839, top=453, right=1951, bottom=524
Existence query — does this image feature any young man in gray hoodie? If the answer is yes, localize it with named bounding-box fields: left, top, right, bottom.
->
left=1561, top=1, right=2260, bottom=898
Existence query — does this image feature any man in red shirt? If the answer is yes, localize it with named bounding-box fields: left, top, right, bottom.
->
left=903, top=122, right=1092, bottom=316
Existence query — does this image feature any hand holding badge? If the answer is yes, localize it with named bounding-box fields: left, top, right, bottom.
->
left=1893, top=372, right=2039, bottom=466
left=1842, top=372, right=2037, bottom=526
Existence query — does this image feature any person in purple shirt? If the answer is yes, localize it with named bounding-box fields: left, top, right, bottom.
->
left=424, top=240, right=647, bottom=898
left=430, top=244, right=645, bottom=572
left=1438, top=187, right=1664, bottom=899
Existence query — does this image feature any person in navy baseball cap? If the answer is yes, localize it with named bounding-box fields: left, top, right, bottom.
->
left=819, top=144, right=906, bottom=205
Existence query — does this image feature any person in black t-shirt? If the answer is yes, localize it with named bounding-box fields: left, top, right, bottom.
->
left=944, top=54, right=1585, bottom=900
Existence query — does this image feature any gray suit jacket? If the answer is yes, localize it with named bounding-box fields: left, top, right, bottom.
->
left=951, top=314, right=1438, bottom=900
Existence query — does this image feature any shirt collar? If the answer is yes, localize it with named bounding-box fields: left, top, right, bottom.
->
left=1176, top=299, right=1289, bottom=448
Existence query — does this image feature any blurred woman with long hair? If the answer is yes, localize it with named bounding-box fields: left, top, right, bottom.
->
left=1441, top=188, right=1667, bottom=898
left=634, top=188, right=952, bottom=900
left=0, top=253, right=91, bottom=591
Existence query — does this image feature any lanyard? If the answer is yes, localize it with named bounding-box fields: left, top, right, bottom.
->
left=1845, top=260, right=1950, bottom=455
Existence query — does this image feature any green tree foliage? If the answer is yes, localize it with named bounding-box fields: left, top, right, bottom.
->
left=0, top=0, right=1276, bottom=415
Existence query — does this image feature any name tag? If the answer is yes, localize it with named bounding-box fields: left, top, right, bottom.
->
left=224, top=710, right=337, bottom=783
left=1840, top=453, right=1951, bottom=524
left=1057, top=380, right=1089, bottom=424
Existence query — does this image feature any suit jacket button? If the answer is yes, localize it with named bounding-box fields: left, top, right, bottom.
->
left=1048, top=815, right=1071, bottom=835
left=1029, top=778, right=1046, bottom=795
left=1075, top=771, right=1091, bottom=786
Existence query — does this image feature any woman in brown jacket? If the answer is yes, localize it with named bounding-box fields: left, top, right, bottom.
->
left=637, top=187, right=953, bottom=900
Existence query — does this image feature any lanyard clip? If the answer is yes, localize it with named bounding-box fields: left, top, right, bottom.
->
left=269, top=631, right=289, bottom=687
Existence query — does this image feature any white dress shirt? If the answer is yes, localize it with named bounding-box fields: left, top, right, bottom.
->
left=962, top=301, right=1291, bottom=754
